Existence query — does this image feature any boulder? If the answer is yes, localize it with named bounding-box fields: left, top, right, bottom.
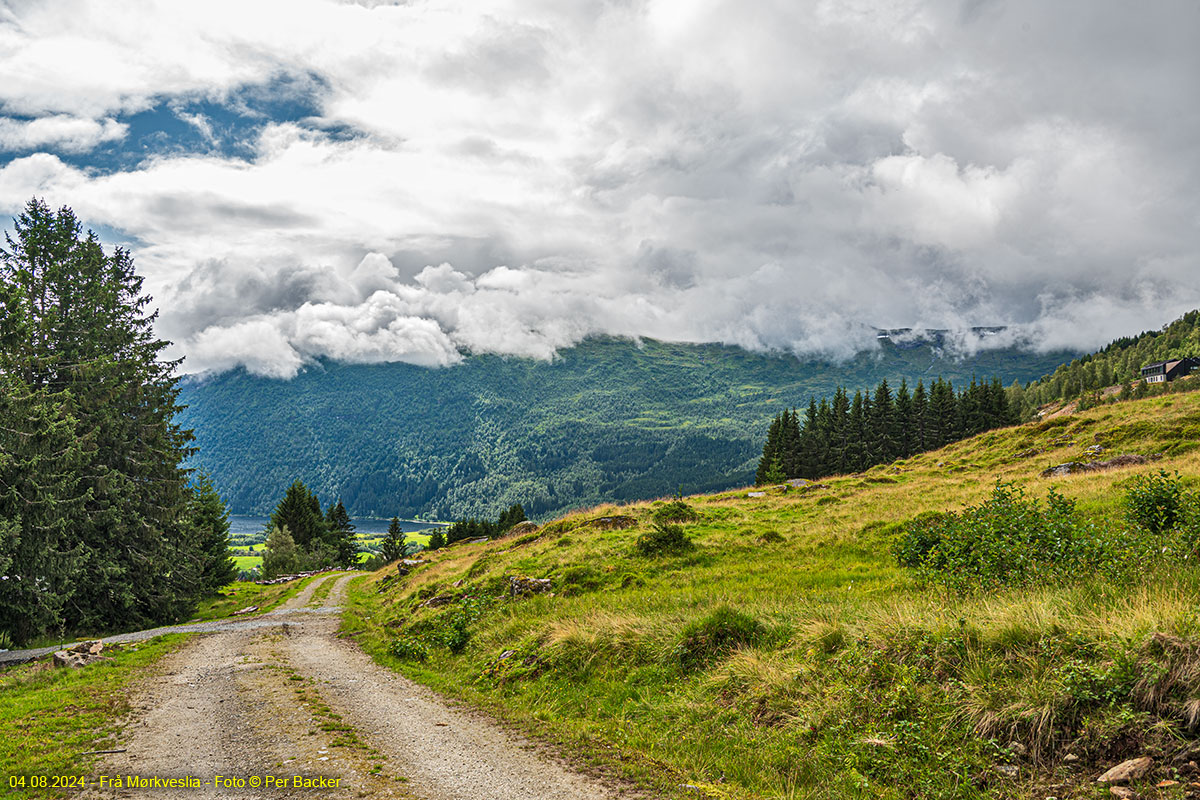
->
left=1042, top=461, right=1087, bottom=477
left=1042, top=453, right=1158, bottom=478
left=747, top=491, right=766, bottom=498
left=505, top=521, right=539, bottom=537
left=587, top=515, right=637, bottom=531
left=420, top=593, right=456, bottom=608
left=508, top=576, right=552, bottom=598
left=53, top=650, right=85, bottom=669
left=1097, top=756, right=1153, bottom=784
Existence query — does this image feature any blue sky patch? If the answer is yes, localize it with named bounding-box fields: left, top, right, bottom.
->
left=0, top=72, right=349, bottom=174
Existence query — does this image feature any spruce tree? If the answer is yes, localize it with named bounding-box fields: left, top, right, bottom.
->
left=323, top=499, right=359, bottom=567
left=270, top=480, right=326, bottom=551
left=1, top=199, right=199, bottom=634
left=911, top=381, right=929, bottom=451
left=497, top=503, right=527, bottom=532
left=188, top=474, right=238, bottom=595
left=0, top=375, right=85, bottom=643
left=798, top=399, right=821, bottom=478
left=844, top=392, right=870, bottom=472
left=868, top=380, right=897, bottom=464
left=755, top=413, right=784, bottom=485
left=894, top=380, right=915, bottom=458
left=382, top=517, right=408, bottom=562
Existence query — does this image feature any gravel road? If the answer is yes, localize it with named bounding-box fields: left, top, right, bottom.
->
left=69, top=573, right=625, bottom=800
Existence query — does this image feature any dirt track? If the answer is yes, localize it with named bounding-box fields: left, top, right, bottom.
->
left=79, top=574, right=622, bottom=800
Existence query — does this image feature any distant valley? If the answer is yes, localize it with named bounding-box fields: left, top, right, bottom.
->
left=177, top=335, right=1078, bottom=520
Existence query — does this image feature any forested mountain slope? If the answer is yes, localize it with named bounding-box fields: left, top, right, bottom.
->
left=1015, top=309, right=1200, bottom=409
left=178, top=336, right=1074, bottom=519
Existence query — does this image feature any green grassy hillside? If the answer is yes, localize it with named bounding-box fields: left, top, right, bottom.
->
left=178, top=335, right=1075, bottom=520
left=343, top=391, right=1200, bottom=799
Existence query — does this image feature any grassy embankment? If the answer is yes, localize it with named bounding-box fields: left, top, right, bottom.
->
left=0, top=635, right=187, bottom=797
left=343, top=392, right=1200, bottom=800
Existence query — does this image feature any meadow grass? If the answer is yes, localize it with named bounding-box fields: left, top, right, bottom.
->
left=344, top=392, right=1200, bottom=799
left=0, top=635, right=187, bottom=797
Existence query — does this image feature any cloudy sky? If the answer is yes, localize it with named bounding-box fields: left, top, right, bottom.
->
left=1, top=0, right=1197, bottom=377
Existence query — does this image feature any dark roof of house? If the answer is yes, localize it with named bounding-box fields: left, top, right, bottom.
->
left=1141, top=357, right=1200, bottom=371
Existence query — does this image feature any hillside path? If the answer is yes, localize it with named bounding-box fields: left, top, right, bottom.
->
left=73, top=573, right=622, bottom=800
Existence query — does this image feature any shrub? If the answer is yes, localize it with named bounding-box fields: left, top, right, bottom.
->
left=677, top=606, right=766, bottom=671
left=1125, top=469, right=1187, bottom=534
left=893, top=482, right=1115, bottom=590
left=653, top=500, right=699, bottom=524
left=635, top=523, right=693, bottom=556
left=438, top=595, right=494, bottom=654
left=389, top=635, right=429, bottom=662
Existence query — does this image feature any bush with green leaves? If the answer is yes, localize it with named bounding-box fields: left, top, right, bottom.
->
left=894, top=482, right=1118, bottom=590
left=635, top=522, right=693, bottom=556
left=653, top=500, right=699, bottom=524
left=389, top=635, right=430, bottom=662
left=676, top=606, right=766, bottom=671
left=1124, top=469, right=1189, bottom=534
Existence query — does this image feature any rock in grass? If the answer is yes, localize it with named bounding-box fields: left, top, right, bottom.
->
left=994, top=765, right=1018, bottom=778
left=504, top=521, right=539, bottom=537
left=1109, top=787, right=1136, bottom=799
left=508, top=576, right=552, bottom=598
left=1097, top=756, right=1153, bottom=784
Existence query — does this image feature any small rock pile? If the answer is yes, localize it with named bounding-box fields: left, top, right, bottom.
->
left=52, top=640, right=108, bottom=669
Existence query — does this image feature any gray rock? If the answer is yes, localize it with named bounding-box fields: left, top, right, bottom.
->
left=994, top=765, right=1019, bottom=778
left=1097, top=756, right=1153, bottom=784
left=747, top=491, right=766, bottom=498
left=509, top=576, right=552, bottom=598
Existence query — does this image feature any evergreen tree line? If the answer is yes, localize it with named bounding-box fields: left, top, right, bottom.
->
left=0, top=200, right=235, bottom=645
left=426, top=503, right=526, bottom=551
left=1005, top=309, right=1200, bottom=418
left=756, top=377, right=1015, bottom=484
left=259, top=479, right=362, bottom=578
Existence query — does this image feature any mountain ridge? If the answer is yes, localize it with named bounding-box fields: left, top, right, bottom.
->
left=177, top=334, right=1078, bottom=519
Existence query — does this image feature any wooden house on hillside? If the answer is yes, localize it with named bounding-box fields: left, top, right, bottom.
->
left=1140, top=357, right=1200, bottom=384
